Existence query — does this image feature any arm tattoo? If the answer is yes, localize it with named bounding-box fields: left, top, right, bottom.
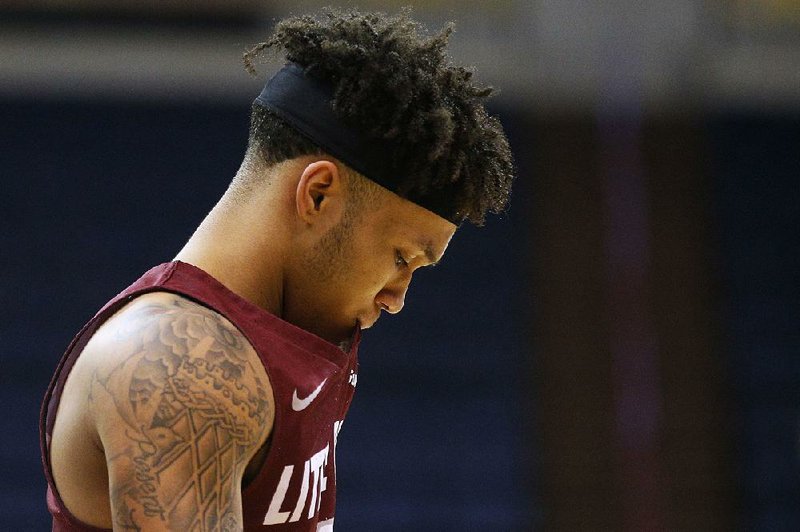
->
left=92, top=297, right=270, bottom=531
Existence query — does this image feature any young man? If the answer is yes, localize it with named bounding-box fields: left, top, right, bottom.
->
left=40, top=9, right=513, bottom=531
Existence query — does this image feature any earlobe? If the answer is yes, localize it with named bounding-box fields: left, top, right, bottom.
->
left=295, top=160, right=342, bottom=224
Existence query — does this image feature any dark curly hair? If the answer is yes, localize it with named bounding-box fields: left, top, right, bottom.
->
left=242, top=8, right=513, bottom=225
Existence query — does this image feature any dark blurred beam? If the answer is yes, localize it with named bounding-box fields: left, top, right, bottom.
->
left=528, top=114, right=736, bottom=530
left=643, top=118, right=736, bottom=531
left=0, top=1, right=265, bottom=30
left=0, top=1, right=263, bottom=16
left=529, top=116, right=620, bottom=530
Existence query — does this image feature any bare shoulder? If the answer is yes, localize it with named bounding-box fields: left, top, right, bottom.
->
left=87, top=291, right=274, bottom=442
left=84, top=291, right=274, bottom=529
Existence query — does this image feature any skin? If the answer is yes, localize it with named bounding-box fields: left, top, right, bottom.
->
left=49, top=154, right=456, bottom=529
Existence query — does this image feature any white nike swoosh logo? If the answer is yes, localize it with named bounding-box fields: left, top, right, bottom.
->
left=291, top=378, right=328, bottom=411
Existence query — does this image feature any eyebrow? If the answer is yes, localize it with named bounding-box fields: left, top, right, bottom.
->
left=419, top=240, right=439, bottom=267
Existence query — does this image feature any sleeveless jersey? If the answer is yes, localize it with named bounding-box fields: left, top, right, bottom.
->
left=40, top=261, right=360, bottom=531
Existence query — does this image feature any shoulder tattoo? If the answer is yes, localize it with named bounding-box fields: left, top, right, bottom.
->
left=90, top=296, right=271, bottom=530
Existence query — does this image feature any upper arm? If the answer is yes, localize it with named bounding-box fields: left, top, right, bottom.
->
left=87, top=293, right=273, bottom=531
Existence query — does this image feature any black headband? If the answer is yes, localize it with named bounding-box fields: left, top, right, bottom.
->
left=254, top=62, right=458, bottom=223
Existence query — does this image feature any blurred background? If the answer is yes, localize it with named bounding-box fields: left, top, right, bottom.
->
left=1, top=1, right=798, bottom=530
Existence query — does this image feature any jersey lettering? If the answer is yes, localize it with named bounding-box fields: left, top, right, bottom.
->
left=263, top=444, right=330, bottom=525
left=263, top=466, right=294, bottom=525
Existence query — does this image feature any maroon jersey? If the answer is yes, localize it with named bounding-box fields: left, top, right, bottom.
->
left=40, top=261, right=360, bottom=531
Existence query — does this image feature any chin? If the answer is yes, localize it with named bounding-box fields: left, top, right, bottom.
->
left=298, top=319, right=352, bottom=347
left=357, top=313, right=380, bottom=330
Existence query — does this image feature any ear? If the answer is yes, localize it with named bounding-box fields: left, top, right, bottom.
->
left=295, top=160, right=344, bottom=227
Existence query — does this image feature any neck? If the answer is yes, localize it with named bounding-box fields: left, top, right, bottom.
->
left=174, top=172, right=290, bottom=317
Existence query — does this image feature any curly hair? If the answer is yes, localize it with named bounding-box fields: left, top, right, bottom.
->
left=242, top=8, right=514, bottom=225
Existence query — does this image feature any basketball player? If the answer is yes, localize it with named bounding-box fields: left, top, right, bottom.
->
left=40, top=9, right=513, bottom=531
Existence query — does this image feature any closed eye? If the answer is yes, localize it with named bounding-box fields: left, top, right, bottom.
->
left=395, top=250, right=409, bottom=268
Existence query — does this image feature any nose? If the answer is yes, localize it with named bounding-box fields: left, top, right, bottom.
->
left=376, top=277, right=410, bottom=315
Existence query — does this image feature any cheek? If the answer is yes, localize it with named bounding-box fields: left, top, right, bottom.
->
left=349, top=262, right=392, bottom=299
left=349, top=245, right=386, bottom=282
left=353, top=266, right=384, bottom=294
